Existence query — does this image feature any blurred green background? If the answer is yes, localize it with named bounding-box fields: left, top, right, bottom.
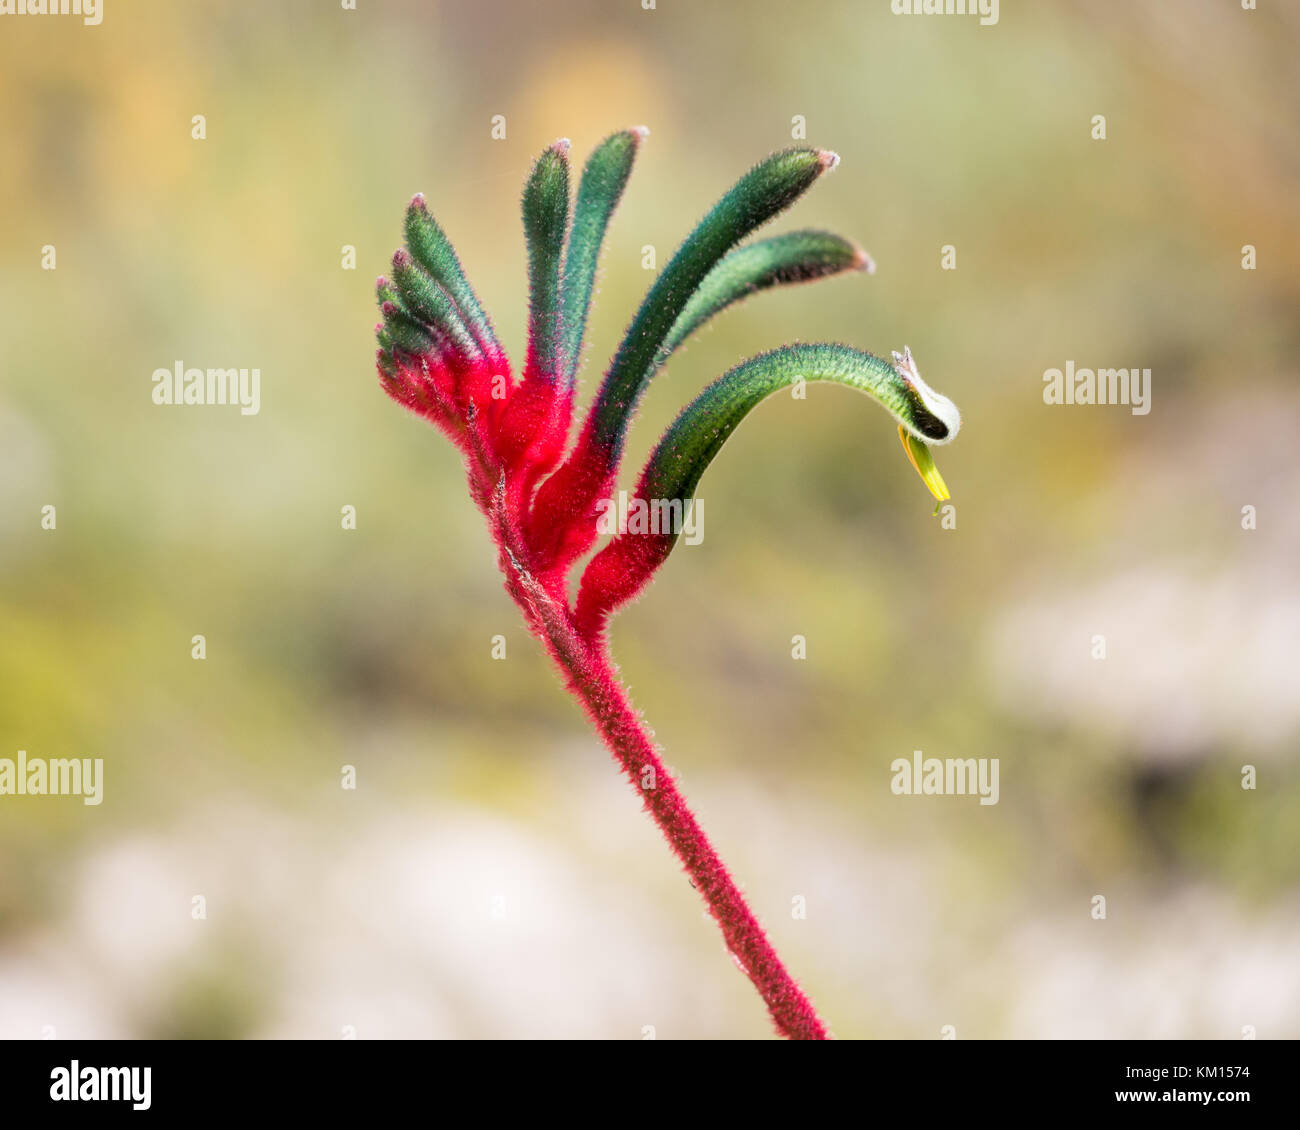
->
left=2, top=0, right=1298, bottom=1039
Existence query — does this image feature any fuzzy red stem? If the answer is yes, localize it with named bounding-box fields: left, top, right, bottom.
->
left=569, top=638, right=829, bottom=1040
left=495, top=521, right=828, bottom=1039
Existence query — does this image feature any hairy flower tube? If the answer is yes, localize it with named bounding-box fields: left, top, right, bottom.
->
left=371, top=129, right=962, bottom=1039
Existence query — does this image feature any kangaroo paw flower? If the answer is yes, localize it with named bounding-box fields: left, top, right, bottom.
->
left=368, top=133, right=961, bottom=1041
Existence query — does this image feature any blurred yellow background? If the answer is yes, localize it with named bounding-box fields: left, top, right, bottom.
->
left=1, top=0, right=1297, bottom=1038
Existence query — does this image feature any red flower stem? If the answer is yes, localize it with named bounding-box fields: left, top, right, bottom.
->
left=574, top=640, right=829, bottom=1040
left=500, top=536, right=829, bottom=1040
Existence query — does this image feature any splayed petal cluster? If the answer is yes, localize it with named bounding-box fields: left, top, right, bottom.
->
left=375, top=131, right=960, bottom=637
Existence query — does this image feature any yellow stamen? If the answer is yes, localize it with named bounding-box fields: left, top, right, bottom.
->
left=897, top=425, right=951, bottom=507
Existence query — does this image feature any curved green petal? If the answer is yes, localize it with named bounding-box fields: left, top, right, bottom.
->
left=561, top=128, right=645, bottom=387
left=642, top=343, right=961, bottom=516
left=390, top=250, right=478, bottom=358
left=522, top=139, right=572, bottom=380
left=379, top=301, right=436, bottom=356
left=590, top=148, right=838, bottom=457
left=405, top=194, right=503, bottom=357
left=656, top=230, right=871, bottom=367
